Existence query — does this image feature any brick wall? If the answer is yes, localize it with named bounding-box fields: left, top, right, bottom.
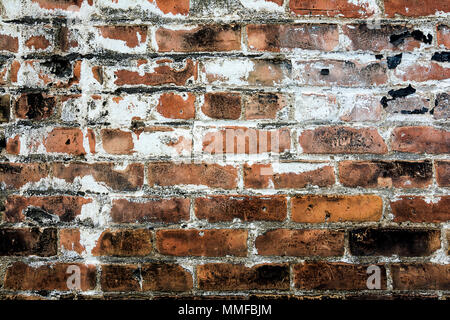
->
left=0, top=0, right=449, bottom=300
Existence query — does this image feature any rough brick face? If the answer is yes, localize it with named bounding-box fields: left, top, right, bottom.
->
left=1, top=0, right=448, bottom=302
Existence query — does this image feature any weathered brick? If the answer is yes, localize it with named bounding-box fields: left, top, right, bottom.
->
left=195, top=195, right=287, bottom=222
left=294, top=262, right=387, bottom=290
left=339, top=160, right=433, bottom=188
left=197, top=264, right=289, bottom=291
left=0, top=94, right=10, bottom=123
left=0, top=228, right=57, bottom=256
left=292, top=195, right=383, bottom=223
left=156, top=229, right=247, bottom=257
left=255, top=229, right=345, bottom=256
left=31, top=0, right=93, bottom=11
left=384, top=0, right=450, bottom=17
left=201, top=92, right=241, bottom=119
left=97, top=26, right=148, bottom=49
left=0, top=163, right=49, bottom=189
left=101, top=129, right=134, bottom=155
left=156, top=92, right=195, bottom=120
left=290, top=0, right=377, bottom=17
left=390, top=196, right=450, bottom=223
left=437, top=25, right=450, bottom=48
left=394, top=61, right=450, bottom=82
left=44, top=128, right=86, bottom=155
left=92, top=229, right=152, bottom=256
left=59, top=229, right=85, bottom=254
left=247, top=24, right=339, bottom=52
left=244, top=162, right=335, bottom=189
left=14, top=93, right=56, bottom=121
left=147, top=162, right=238, bottom=189
left=433, top=93, right=449, bottom=120
left=299, top=126, right=387, bottom=154
left=0, top=33, right=19, bottom=53
left=4, top=262, right=96, bottom=291
left=391, top=264, right=450, bottom=290
left=111, top=198, right=190, bottom=223
left=3, top=195, right=92, bottom=223
left=436, top=160, right=450, bottom=187
left=156, top=25, right=241, bottom=52
left=391, top=127, right=450, bottom=154
left=243, top=92, right=288, bottom=120
left=349, top=228, right=441, bottom=256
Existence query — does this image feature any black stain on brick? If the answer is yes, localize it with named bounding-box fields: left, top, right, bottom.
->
left=390, top=30, right=432, bottom=46
left=0, top=94, right=10, bottom=123
left=15, top=93, right=56, bottom=120
left=0, top=228, right=57, bottom=256
left=255, top=265, right=289, bottom=286
left=320, top=68, right=330, bottom=75
left=375, top=54, right=383, bottom=60
left=381, top=84, right=416, bottom=107
left=42, top=56, right=73, bottom=78
left=24, top=207, right=59, bottom=224
left=431, top=52, right=450, bottom=62
left=387, top=53, right=402, bottom=69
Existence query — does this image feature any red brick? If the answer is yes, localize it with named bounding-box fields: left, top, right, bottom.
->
left=6, top=135, right=20, bottom=155
left=25, top=35, right=51, bottom=50
left=31, top=0, right=93, bottom=10
left=203, top=127, right=290, bottom=154
left=147, top=162, right=237, bottom=189
left=299, top=126, right=387, bottom=154
left=0, top=228, right=57, bottom=256
left=156, top=25, right=240, bottom=52
left=4, top=262, right=96, bottom=291
left=195, top=195, right=287, bottom=222
left=292, top=195, right=383, bottom=223
left=255, top=229, right=345, bottom=256
left=101, top=129, right=134, bottom=155
left=290, top=0, right=377, bottom=17
left=0, top=34, right=19, bottom=52
left=385, top=0, right=450, bottom=17
left=97, top=26, right=147, bottom=48
left=114, top=59, right=197, bottom=86
left=14, top=93, right=56, bottom=120
left=390, top=196, right=450, bottom=223
left=296, top=60, right=387, bottom=86
left=244, top=163, right=335, bottom=189
left=92, top=229, right=152, bottom=257
left=349, top=228, right=441, bottom=256
left=247, top=24, right=339, bottom=52
left=433, top=93, right=449, bottom=120
left=59, top=229, right=85, bottom=254
left=156, top=229, right=247, bottom=257
left=391, top=264, right=450, bottom=290
left=111, top=198, right=190, bottom=223
left=339, top=160, right=433, bottom=188
left=156, top=92, right=195, bottom=119
left=436, top=160, right=450, bottom=187
left=243, top=92, right=288, bottom=120
left=101, top=263, right=193, bottom=292
left=202, top=92, right=241, bottom=119
left=437, top=25, right=450, bottom=48
left=197, top=264, right=289, bottom=291
left=294, top=262, right=387, bottom=290
left=52, top=162, right=144, bottom=191
left=44, top=128, right=86, bottom=155
left=391, top=127, right=450, bottom=154
left=394, top=61, right=450, bottom=82
left=3, top=195, right=92, bottom=223
left=0, top=163, right=48, bottom=189
left=153, top=0, right=189, bottom=15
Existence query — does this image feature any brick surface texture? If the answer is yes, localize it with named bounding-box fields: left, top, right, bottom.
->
left=0, top=0, right=449, bottom=301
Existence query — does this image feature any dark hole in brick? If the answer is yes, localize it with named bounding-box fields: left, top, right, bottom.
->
left=320, top=69, right=329, bottom=75
left=387, top=53, right=402, bottom=69
left=431, top=52, right=450, bottom=62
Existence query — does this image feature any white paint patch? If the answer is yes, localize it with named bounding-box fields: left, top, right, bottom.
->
left=239, top=0, right=284, bottom=12
left=203, top=59, right=255, bottom=86
left=271, top=162, right=329, bottom=174
left=295, top=93, right=339, bottom=121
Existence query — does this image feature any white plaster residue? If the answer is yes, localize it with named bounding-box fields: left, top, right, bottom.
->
left=203, top=59, right=255, bottom=85
left=96, top=0, right=187, bottom=18
left=295, top=93, right=339, bottom=121
left=239, top=0, right=284, bottom=12
left=107, top=95, right=150, bottom=126
left=95, top=27, right=147, bottom=53
left=79, top=228, right=103, bottom=259
left=133, top=129, right=192, bottom=157
left=271, top=162, right=329, bottom=174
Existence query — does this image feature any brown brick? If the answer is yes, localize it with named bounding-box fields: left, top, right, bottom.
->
left=25, top=35, right=51, bottom=50
left=3, top=195, right=92, bottom=223
left=391, top=127, right=450, bottom=154
left=52, top=162, right=144, bottom=191
left=394, top=61, right=450, bottom=82
left=243, top=92, right=288, bottom=120
left=0, top=94, right=10, bottom=123
left=110, top=198, right=190, bottom=223
left=244, top=163, right=335, bottom=189
left=147, top=162, right=237, bottom=189
left=349, top=228, right=441, bottom=256
left=0, top=34, right=19, bottom=52
left=294, top=262, right=387, bottom=290
left=201, top=92, right=241, bottom=119
left=197, top=264, right=290, bottom=291
left=290, top=0, right=377, bottom=17
left=0, top=163, right=48, bottom=189
left=101, top=129, right=134, bottom=155
left=4, top=262, right=96, bottom=291
left=156, top=25, right=241, bottom=52
left=255, top=229, right=345, bottom=256
left=247, top=24, right=339, bottom=52
left=433, top=93, right=449, bottom=120
left=195, top=195, right=287, bottom=222
left=153, top=0, right=189, bottom=15
left=92, top=229, right=152, bottom=257
left=437, top=25, right=450, bottom=48
left=0, top=228, right=57, bottom=256
left=14, top=93, right=56, bottom=120
left=436, top=160, right=450, bottom=187
left=292, top=195, right=383, bottom=223
left=339, top=160, right=433, bottom=188
left=6, top=135, right=20, bottom=154
left=299, top=126, right=387, bottom=154
left=44, top=128, right=86, bottom=155
left=141, top=264, right=193, bottom=291
left=101, top=264, right=141, bottom=292
left=59, top=229, right=85, bottom=254
left=391, top=196, right=450, bottom=223
left=31, top=0, right=92, bottom=10
left=385, top=0, right=450, bottom=17
left=156, top=229, right=247, bottom=257
left=391, top=264, right=450, bottom=290
left=156, top=92, right=195, bottom=120
left=97, top=26, right=147, bottom=48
